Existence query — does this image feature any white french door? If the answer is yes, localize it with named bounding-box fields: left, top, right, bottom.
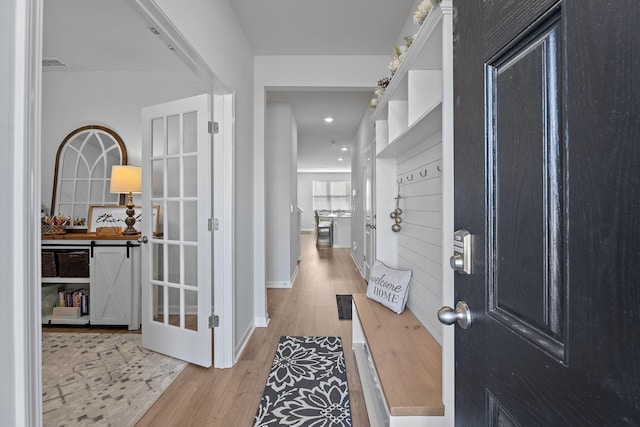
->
left=140, top=94, right=213, bottom=367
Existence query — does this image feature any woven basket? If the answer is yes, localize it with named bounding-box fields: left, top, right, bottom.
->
left=42, top=224, right=66, bottom=235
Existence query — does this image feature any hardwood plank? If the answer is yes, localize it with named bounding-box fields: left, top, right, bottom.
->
left=136, top=232, right=370, bottom=426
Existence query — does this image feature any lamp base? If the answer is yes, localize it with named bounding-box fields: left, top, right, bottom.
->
left=122, top=193, right=140, bottom=235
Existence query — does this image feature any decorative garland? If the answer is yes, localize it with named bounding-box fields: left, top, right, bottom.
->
left=369, top=0, right=442, bottom=109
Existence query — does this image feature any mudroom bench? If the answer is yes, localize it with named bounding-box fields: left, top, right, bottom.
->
left=352, top=293, right=443, bottom=426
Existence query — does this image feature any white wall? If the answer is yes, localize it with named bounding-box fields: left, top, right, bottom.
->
left=265, top=102, right=298, bottom=286
left=297, top=172, right=351, bottom=231
left=397, top=141, right=445, bottom=344
left=41, top=69, right=208, bottom=214
left=154, top=0, right=256, bottom=352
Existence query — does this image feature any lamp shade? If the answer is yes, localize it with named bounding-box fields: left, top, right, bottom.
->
left=110, top=165, right=142, bottom=194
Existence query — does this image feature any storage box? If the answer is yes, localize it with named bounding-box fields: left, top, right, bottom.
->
left=41, top=251, right=57, bottom=277
left=408, top=70, right=442, bottom=126
left=52, top=306, right=81, bottom=319
left=57, top=251, right=89, bottom=277
left=388, top=100, right=408, bottom=142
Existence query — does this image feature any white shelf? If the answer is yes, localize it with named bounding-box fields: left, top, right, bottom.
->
left=370, top=4, right=445, bottom=122
left=42, top=315, right=90, bottom=326
left=42, top=277, right=90, bottom=284
left=377, top=101, right=442, bottom=158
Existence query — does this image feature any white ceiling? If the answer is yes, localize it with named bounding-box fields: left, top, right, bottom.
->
left=43, top=0, right=418, bottom=171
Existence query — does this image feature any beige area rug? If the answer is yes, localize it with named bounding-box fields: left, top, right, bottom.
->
left=42, top=332, right=187, bottom=427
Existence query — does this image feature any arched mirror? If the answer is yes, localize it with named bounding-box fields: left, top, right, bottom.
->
left=51, top=125, right=128, bottom=223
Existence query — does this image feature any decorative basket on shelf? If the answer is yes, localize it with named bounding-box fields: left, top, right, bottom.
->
left=41, top=223, right=66, bottom=235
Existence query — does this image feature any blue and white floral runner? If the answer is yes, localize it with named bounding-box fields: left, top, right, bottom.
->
left=254, top=336, right=352, bottom=426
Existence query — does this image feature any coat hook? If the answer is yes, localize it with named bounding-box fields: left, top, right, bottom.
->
left=397, top=177, right=403, bottom=184
left=437, top=165, right=442, bottom=172
left=420, top=169, right=428, bottom=177
left=407, top=173, right=414, bottom=182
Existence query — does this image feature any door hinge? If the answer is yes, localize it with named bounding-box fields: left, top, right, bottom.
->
left=208, top=218, right=220, bottom=231
left=208, top=121, right=219, bottom=134
left=209, top=315, right=219, bottom=328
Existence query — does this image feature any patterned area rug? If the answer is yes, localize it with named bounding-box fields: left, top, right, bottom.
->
left=42, top=332, right=187, bottom=426
left=254, top=336, right=352, bottom=426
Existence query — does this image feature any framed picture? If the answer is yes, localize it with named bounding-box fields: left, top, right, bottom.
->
left=88, top=205, right=161, bottom=235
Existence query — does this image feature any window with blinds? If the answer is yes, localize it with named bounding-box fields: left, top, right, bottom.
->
left=312, top=180, right=351, bottom=212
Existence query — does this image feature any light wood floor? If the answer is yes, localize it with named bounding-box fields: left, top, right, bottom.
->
left=136, top=232, right=370, bottom=426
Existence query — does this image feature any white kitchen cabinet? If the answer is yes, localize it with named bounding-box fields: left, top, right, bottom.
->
left=331, top=216, right=352, bottom=249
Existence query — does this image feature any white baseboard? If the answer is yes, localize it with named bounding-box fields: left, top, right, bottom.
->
left=266, top=265, right=299, bottom=289
left=351, top=251, right=365, bottom=279
left=255, top=315, right=270, bottom=328
left=266, top=280, right=292, bottom=288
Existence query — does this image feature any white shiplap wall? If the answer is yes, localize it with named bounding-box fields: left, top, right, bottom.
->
left=396, top=137, right=443, bottom=344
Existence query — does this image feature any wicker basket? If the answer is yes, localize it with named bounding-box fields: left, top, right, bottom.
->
left=42, top=224, right=66, bottom=235
left=58, top=251, right=89, bottom=277
left=41, top=251, right=58, bottom=277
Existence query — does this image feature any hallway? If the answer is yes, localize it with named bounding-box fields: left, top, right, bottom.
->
left=137, top=232, right=369, bottom=426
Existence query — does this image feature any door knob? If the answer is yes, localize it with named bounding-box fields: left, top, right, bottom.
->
left=137, top=235, right=148, bottom=244
left=438, top=301, right=472, bottom=329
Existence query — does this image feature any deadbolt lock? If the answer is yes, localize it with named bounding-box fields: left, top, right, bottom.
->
left=450, top=230, right=472, bottom=274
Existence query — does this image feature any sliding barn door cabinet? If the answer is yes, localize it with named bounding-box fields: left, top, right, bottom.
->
left=41, top=237, right=141, bottom=330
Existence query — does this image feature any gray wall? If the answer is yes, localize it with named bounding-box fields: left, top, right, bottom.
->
left=265, top=102, right=298, bottom=286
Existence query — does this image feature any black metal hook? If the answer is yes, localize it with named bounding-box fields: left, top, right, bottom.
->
left=420, top=169, right=428, bottom=177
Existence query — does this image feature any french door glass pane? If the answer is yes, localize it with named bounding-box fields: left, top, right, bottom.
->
left=151, top=243, right=163, bottom=281
left=168, top=286, right=180, bottom=327
left=183, top=201, right=197, bottom=242
left=183, top=111, right=197, bottom=153
left=184, top=245, right=198, bottom=287
left=152, top=283, right=164, bottom=323
left=167, top=244, right=180, bottom=284
left=183, top=156, right=197, bottom=197
left=167, top=114, right=180, bottom=155
left=152, top=160, right=164, bottom=199
left=167, top=158, right=180, bottom=198
left=185, top=289, right=198, bottom=331
left=152, top=118, right=165, bottom=157
left=167, top=201, right=181, bottom=241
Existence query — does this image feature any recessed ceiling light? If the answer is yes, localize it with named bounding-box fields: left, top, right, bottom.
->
left=338, top=158, right=344, bottom=162
left=341, top=147, right=348, bottom=151
left=324, top=117, right=334, bottom=123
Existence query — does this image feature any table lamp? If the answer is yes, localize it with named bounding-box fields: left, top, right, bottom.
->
left=110, top=165, right=142, bottom=235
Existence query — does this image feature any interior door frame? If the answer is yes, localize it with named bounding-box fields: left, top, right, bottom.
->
left=13, top=0, right=44, bottom=424
left=16, top=4, right=236, bottom=423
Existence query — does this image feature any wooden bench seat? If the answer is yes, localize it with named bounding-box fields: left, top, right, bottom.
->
left=352, top=293, right=444, bottom=425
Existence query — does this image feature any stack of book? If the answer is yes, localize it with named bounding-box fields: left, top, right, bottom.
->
left=54, top=288, right=89, bottom=317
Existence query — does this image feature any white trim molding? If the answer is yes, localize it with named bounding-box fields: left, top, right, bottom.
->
left=2, top=0, right=43, bottom=425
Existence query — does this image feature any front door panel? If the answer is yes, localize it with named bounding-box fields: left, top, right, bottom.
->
left=453, top=0, right=640, bottom=424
